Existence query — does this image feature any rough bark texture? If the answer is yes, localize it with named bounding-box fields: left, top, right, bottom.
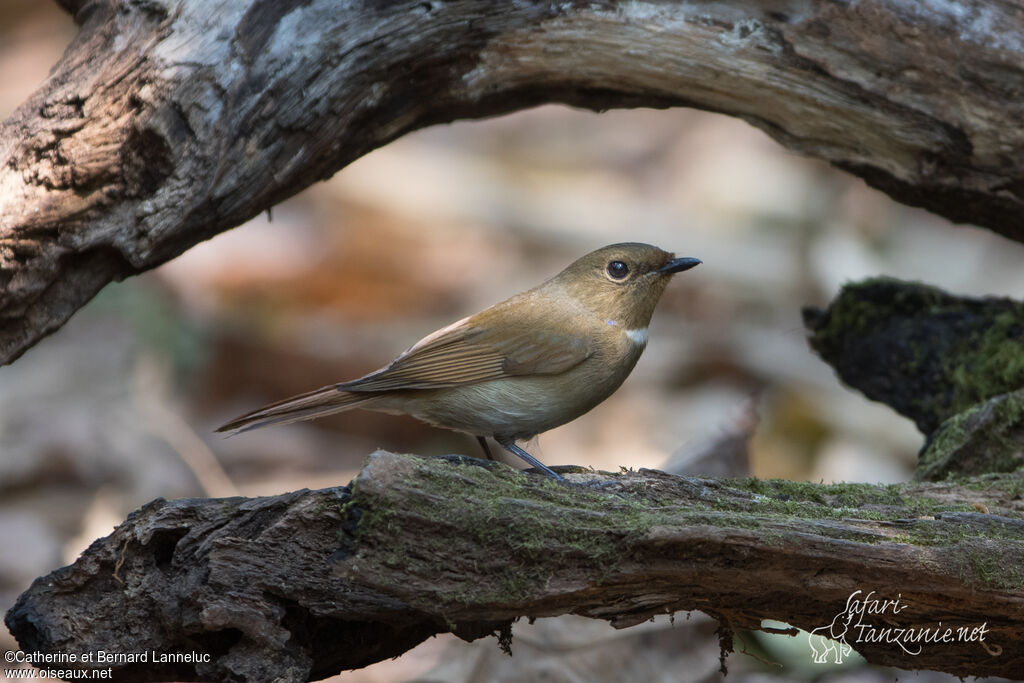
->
left=803, top=278, right=1024, bottom=480
left=4, top=0, right=1024, bottom=365
left=6, top=452, right=1024, bottom=681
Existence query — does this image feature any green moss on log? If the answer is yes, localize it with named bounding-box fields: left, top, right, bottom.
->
left=339, top=454, right=1024, bottom=603
left=918, top=389, right=1024, bottom=480
left=803, top=278, right=1024, bottom=434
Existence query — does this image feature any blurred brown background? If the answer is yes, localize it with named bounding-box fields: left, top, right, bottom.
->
left=3, top=2, right=1022, bottom=681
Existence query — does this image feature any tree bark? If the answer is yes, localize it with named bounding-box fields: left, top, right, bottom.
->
left=803, top=278, right=1024, bottom=480
left=6, top=452, right=1023, bottom=681
left=3, top=0, right=1024, bottom=365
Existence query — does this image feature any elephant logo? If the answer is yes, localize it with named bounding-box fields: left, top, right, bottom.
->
left=806, top=590, right=992, bottom=663
left=808, top=609, right=855, bottom=664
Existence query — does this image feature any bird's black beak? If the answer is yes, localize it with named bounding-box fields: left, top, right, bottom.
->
left=658, top=257, right=702, bottom=274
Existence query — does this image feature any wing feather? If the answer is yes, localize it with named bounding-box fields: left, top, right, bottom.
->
left=340, top=306, right=593, bottom=392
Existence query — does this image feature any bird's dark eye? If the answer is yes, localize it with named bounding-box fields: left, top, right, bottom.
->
left=606, top=260, right=630, bottom=280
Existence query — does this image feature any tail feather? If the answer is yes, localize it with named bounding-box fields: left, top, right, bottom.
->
left=217, top=385, right=374, bottom=435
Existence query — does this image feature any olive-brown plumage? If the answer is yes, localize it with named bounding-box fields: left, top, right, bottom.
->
left=218, top=243, right=700, bottom=479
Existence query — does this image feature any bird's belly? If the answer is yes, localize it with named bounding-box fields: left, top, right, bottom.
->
left=377, top=370, right=626, bottom=441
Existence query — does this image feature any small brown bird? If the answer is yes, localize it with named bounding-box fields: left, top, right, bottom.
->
left=218, top=243, right=700, bottom=479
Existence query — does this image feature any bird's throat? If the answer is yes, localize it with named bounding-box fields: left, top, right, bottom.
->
left=625, top=327, right=648, bottom=346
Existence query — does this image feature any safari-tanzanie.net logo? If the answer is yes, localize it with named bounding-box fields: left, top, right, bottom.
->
left=808, top=590, right=996, bottom=664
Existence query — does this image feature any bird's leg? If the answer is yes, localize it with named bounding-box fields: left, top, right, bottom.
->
left=476, top=436, right=495, bottom=460
left=495, top=437, right=565, bottom=480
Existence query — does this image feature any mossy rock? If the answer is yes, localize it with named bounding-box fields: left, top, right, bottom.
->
left=918, top=389, right=1024, bottom=481
left=803, top=278, right=1024, bottom=435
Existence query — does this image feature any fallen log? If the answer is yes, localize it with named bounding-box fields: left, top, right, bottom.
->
left=7, top=452, right=1023, bottom=680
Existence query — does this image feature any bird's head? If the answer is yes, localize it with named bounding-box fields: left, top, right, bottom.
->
left=551, top=242, right=701, bottom=329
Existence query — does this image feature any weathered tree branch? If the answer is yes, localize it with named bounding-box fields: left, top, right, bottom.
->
left=803, top=278, right=1024, bottom=480
left=3, top=0, right=1024, bottom=364
left=7, top=452, right=1023, bottom=681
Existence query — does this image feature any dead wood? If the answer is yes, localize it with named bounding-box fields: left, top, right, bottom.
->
left=4, top=0, right=1024, bottom=364
left=803, top=278, right=1024, bottom=480
left=6, top=452, right=1023, bottom=681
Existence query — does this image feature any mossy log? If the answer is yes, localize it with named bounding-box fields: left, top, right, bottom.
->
left=5, top=0, right=1024, bottom=366
left=7, top=451, right=1024, bottom=681
left=804, top=278, right=1024, bottom=480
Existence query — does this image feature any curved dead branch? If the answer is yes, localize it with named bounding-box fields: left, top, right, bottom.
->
left=3, top=0, right=1024, bottom=364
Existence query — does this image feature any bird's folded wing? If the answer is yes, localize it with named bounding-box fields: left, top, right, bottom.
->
left=339, top=314, right=593, bottom=392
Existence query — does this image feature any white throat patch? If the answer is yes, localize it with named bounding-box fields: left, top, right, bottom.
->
left=625, top=328, right=648, bottom=346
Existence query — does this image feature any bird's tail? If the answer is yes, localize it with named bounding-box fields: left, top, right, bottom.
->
left=216, top=385, right=375, bottom=435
